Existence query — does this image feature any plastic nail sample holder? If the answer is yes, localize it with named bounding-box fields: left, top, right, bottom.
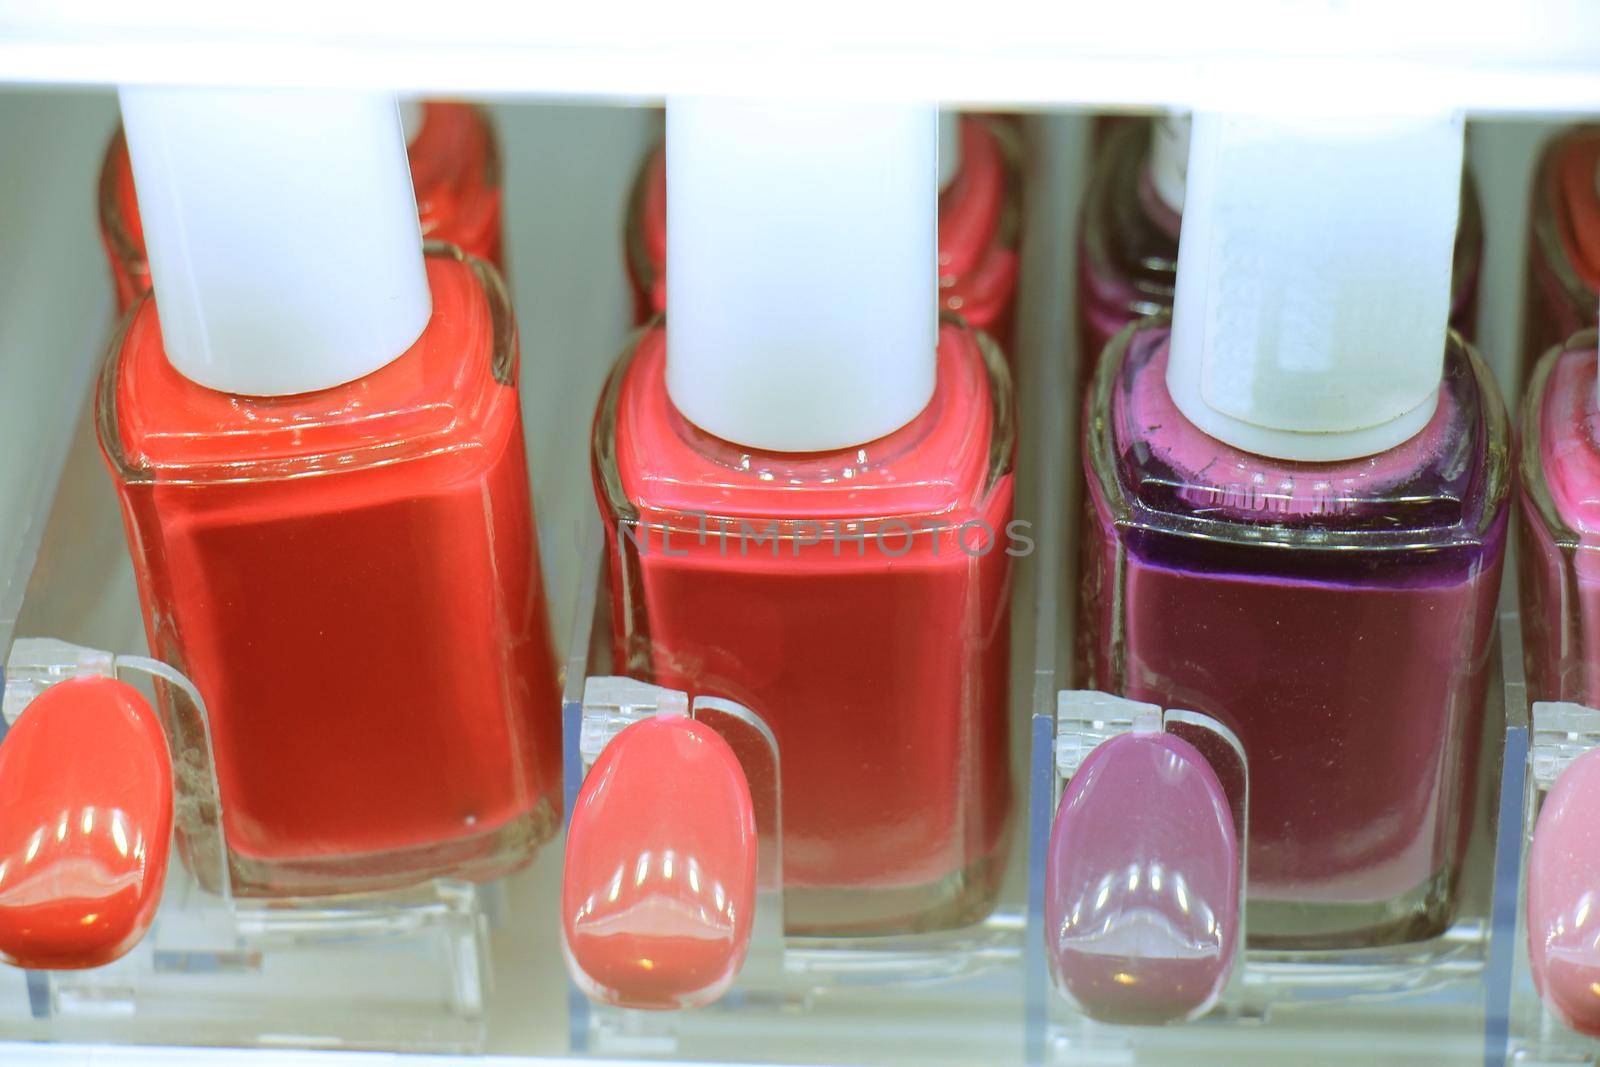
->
left=1495, top=610, right=1600, bottom=1066
left=1030, top=626, right=1518, bottom=1064
left=561, top=538, right=1024, bottom=1061
left=0, top=637, right=488, bottom=1051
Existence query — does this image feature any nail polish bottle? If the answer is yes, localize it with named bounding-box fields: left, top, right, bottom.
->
left=1523, top=127, right=1600, bottom=383
left=98, top=89, right=559, bottom=897
left=623, top=111, right=1021, bottom=349
left=594, top=100, right=1016, bottom=936
left=1079, top=113, right=1510, bottom=948
left=99, top=99, right=504, bottom=313
left=1076, top=116, right=1483, bottom=385
left=1518, top=328, right=1600, bottom=704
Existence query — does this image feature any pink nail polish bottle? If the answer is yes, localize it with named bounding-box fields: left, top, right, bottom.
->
left=1076, top=116, right=1484, bottom=387
left=1519, top=324, right=1600, bottom=705
left=624, top=112, right=1021, bottom=350
left=593, top=100, right=1016, bottom=936
left=1079, top=113, right=1510, bottom=949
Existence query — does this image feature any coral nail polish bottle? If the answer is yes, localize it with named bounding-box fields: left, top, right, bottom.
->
left=1523, top=127, right=1600, bottom=382
left=1076, top=116, right=1484, bottom=386
left=99, top=99, right=504, bottom=313
left=594, top=100, right=1016, bottom=936
left=97, top=89, right=559, bottom=897
left=624, top=111, right=1021, bottom=349
left=1518, top=326, right=1600, bottom=705
left=1079, top=113, right=1510, bottom=948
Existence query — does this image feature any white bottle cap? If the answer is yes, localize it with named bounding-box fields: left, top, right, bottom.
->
left=118, top=87, right=431, bottom=397
left=1168, top=110, right=1464, bottom=462
left=938, top=110, right=961, bottom=191
left=1148, top=115, right=1190, bottom=213
left=665, top=98, right=937, bottom=453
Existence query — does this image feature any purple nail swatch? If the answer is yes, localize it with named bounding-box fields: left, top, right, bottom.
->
left=1044, top=729, right=1239, bottom=1025
left=1528, top=746, right=1600, bottom=1036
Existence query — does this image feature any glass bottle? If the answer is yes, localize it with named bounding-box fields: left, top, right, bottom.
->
left=596, top=100, right=1016, bottom=935
left=1078, top=113, right=1509, bottom=948
left=99, top=89, right=558, bottom=897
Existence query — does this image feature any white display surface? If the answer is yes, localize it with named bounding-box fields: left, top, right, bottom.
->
left=0, top=2, right=1596, bottom=112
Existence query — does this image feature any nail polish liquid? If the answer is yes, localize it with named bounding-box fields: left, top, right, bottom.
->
left=624, top=114, right=1022, bottom=349
left=1079, top=114, right=1509, bottom=948
left=1518, top=331, right=1600, bottom=706
left=597, top=102, right=1015, bottom=936
left=99, top=91, right=558, bottom=896
left=99, top=101, right=504, bottom=313
left=1076, top=117, right=1484, bottom=384
left=1524, top=128, right=1600, bottom=381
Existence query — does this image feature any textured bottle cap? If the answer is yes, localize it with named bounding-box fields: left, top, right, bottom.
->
left=665, top=98, right=938, bottom=452
left=119, top=87, right=431, bottom=397
left=1149, top=115, right=1190, bottom=212
left=1168, top=110, right=1464, bottom=461
left=938, top=110, right=961, bottom=190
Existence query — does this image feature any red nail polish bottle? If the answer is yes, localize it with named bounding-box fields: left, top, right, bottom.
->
left=1524, top=126, right=1600, bottom=381
left=97, top=89, right=559, bottom=897
left=99, top=100, right=504, bottom=314
left=624, top=112, right=1020, bottom=350
left=594, top=101, right=1016, bottom=936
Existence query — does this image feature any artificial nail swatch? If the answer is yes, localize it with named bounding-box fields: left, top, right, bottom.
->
left=0, top=677, right=173, bottom=969
left=562, top=715, right=757, bottom=1009
left=1528, top=746, right=1600, bottom=1035
left=1044, top=730, right=1238, bottom=1024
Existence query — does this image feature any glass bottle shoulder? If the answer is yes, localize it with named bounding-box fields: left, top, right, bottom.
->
left=1086, top=314, right=1510, bottom=551
left=100, top=249, right=518, bottom=485
left=406, top=103, right=502, bottom=255
left=593, top=318, right=1013, bottom=529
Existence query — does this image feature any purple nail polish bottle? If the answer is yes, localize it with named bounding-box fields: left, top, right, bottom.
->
left=1078, top=113, right=1510, bottom=949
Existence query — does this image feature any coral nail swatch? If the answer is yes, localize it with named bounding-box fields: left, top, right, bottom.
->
left=0, top=677, right=172, bottom=969
left=563, top=715, right=757, bottom=1009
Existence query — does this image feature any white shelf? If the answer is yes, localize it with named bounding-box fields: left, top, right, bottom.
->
left=0, top=0, right=1599, bottom=113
